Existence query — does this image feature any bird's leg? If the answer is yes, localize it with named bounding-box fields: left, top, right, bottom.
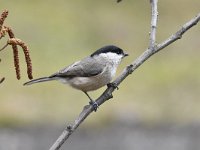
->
left=107, top=82, right=119, bottom=90
left=84, top=92, right=98, bottom=112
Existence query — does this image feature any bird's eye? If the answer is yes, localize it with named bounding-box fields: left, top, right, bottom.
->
left=117, top=50, right=122, bottom=54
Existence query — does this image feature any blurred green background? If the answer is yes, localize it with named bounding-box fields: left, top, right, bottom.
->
left=0, top=0, right=200, bottom=128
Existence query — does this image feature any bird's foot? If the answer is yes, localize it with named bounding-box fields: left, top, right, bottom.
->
left=107, top=82, right=119, bottom=90
left=89, top=100, right=99, bottom=112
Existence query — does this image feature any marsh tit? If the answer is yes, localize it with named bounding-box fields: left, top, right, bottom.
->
left=24, top=45, right=128, bottom=111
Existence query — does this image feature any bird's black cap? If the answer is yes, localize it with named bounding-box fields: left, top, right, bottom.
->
left=91, top=45, right=127, bottom=57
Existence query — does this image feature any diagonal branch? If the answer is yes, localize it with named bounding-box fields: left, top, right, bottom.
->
left=156, top=13, right=200, bottom=52
left=49, top=10, right=200, bottom=150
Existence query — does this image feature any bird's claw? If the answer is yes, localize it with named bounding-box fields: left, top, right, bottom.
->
left=107, top=82, right=119, bottom=90
left=89, top=100, right=99, bottom=112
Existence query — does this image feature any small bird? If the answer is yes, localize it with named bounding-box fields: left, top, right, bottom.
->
left=24, top=45, right=128, bottom=111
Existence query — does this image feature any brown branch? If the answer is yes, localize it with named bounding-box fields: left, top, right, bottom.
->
left=49, top=7, right=200, bottom=150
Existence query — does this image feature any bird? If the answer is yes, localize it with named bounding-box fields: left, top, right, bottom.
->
left=24, top=45, right=128, bottom=111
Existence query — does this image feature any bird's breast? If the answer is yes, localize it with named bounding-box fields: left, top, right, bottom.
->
left=65, top=65, right=116, bottom=92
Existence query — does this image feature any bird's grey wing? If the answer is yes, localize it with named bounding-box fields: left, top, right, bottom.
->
left=50, top=57, right=105, bottom=78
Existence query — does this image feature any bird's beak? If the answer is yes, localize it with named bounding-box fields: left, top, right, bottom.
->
left=123, top=52, right=129, bottom=57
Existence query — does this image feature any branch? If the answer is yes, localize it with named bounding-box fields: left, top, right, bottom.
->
left=156, top=13, right=200, bottom=52
left=149, top=0, right=158, bottom=49
left=49, top=10, right=200, bottom=150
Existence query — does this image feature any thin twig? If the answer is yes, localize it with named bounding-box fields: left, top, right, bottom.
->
left=0, top=77, right=5, bottom=84
left=156, top=13, right=200, bottom=52
left=0, top=43, right=8, bottom=51
left=149, top=0, right=158, bottom=49
left=49, top=10, right=200, bottom=150
left=0, top=58, right=5, bottom=84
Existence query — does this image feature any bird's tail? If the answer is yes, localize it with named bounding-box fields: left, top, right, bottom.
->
left=23, top=77, right=55, bottom=86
